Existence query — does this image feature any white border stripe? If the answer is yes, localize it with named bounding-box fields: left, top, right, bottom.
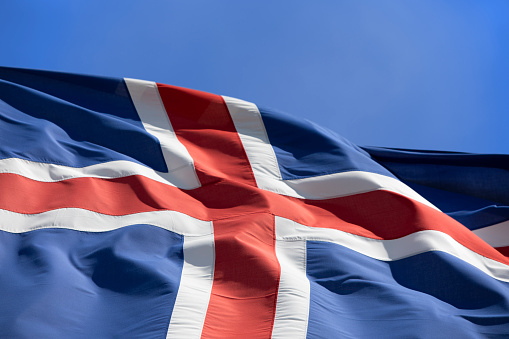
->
left=275, top=216, right=509, bottom=283
left=474, top=220, right=509, bottom=248
left=0, top=208, right=211, bottom=235
left=0, top=157, right=192, bottom=187
left=0, top=208, right=214, bottom=337
left=0, top=79, right=201, bottom=189
left=167, top=230, right=214, bottom=338
left=273, top=216, right=509, bottom=337
left=223, top=96, right=282, bottom=181
left=125, top=78, right=200, bottom=189
left=262, top=170, right=437, bottom=209
left=224, top=96, right=437, bottom=209
left=272, top=225, right=309, bottom=339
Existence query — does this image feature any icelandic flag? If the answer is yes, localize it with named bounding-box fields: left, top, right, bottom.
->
left=0, top=66, right=508, bottom=338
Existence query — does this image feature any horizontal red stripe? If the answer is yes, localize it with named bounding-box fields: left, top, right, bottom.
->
left=0, top=173, right=507, bottom=267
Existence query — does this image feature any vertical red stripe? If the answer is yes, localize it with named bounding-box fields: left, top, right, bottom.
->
left=156, top=84, right=256, bottom=187
left=157, top=84, right=279, bottom=338
left=201, top=215, right=280, bottom=338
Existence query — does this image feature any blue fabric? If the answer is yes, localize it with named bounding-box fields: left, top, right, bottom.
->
left=404, top=181, right=509, bottom=230
left=306, top=241, right=509, bottom=339
left=1, top=67, right=508, bottom=338
left=363, top=146, right=509, bottom=231
left=363, top=146, right=509, bottom=205
left=258, top=107, right=396, bottom=180
left=0, top=225, right=184, bottom=338
left=0, top=67, right=168, bottom=172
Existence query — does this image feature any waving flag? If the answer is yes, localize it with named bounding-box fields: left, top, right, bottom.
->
left=0, top=66, right=508, bottom=338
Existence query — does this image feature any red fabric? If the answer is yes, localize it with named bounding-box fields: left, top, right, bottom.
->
left=2, top=83, right=505, bottom=338
left=157, top=84, right=276, bottom=338
left=201, top=215, right=279, bottom=338
left=156, top=84, right=257, bottom=188
left=2, top=174, right=507, bottom=266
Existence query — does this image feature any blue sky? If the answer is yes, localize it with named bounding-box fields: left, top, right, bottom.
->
left=1, top=1, right=508, bottom=153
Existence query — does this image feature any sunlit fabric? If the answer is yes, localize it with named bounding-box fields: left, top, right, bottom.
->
left=0, top=66, right=508, bottom=338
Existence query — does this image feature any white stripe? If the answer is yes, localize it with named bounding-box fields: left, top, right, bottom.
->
left=276, top=214, right=509, bottom=281
left=272, top=216, right=509, bottom=337
left=0, top=207, right=211, bottom=236
left=0, top=208, right=214, bottom=337
left=272, top=223, right=309, bottom=339
left=224, top=96, right=437, bottom=210
left=474, top=220, right=509, bottom=248
left=0, top=157, right=192, bottom=187
left=260, top=170, right=437, bottom=209
left=125, top=78, right=200, bottom=189
left=0, top=79, right=201, bottom=189
left=167, top=229, right=214, bottom=338
left=223, top=96, right=283, bottom=181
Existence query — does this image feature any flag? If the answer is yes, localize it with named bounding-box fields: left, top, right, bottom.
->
left=0, top=66, right=508, bottom=338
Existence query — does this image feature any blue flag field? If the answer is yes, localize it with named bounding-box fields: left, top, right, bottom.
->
left=0, top=67, right=509, bottom=338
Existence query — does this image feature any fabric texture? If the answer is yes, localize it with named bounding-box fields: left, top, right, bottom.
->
left=0, top=66, right=508, bottom=338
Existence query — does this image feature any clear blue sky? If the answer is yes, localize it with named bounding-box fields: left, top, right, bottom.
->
left=1, top=1, right=508, bottom=153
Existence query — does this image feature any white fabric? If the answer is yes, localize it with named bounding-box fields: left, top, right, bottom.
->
left=225, top=96, right=437, bottom=210
left=474, top=220, right=509, bottom=248
left=272, top=215, right=509, bottom=337
left=0, top=157, right=192, bottom=187
left=276, top=216, right=509, bottom=283
left=223, top=96, right=282, bottom=181
left=272, top=228, right=309, bottom=339
left=125, top=78, right=200, bottom=189
left=167, top=232, right=215, bottom=338
left=0, top=207, right=214, bottom=338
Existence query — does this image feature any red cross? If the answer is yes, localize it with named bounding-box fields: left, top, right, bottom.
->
left=2, top=83, right=504, bottom=338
